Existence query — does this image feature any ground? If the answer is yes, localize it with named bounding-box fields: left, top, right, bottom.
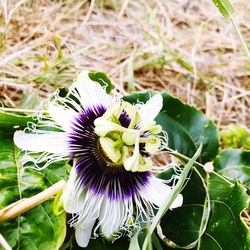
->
left=0, top=0, right=249, bottom=129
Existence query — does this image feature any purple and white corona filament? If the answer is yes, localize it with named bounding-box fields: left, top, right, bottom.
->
left=14, top=71, right=183, bottom=247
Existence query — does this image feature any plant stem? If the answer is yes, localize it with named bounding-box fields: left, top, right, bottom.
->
left=0, top=234, right=11, bottom=250
left=0, top=107, right=41, bottom=113
left=231, top=17, right=250, bottom=60
left=166, top=147, right=233, bottom=185
left=210, top=169, right=233, bottom=185
left=166, top=147, right=203, bottom=168
left=0, top=180, right=66, bottom=223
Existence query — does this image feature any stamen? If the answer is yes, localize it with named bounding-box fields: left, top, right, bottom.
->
left=94, top=100, right=163, bottom=172
left=99, top=137, right=122, bottom=163
left=145, top=136, right=161, bottom=154
left=94, top=117, right=126, bottom=137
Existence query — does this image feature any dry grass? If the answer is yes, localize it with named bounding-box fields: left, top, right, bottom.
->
left=0, top=0, right=249, bottom=130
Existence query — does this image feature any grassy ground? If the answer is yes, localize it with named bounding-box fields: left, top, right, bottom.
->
left=0, top=0, right=249, bottom=130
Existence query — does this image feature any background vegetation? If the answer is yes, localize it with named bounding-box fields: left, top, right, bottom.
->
left=0, top=0, right=249, bottom=130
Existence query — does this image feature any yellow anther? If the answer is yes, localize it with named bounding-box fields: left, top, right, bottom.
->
left=123, top=131, right=140, bottom=172
left=100, top=137, right=121, bottom=163
left=137, top=156, right=154, bottom=172
left=145, top=136, right=161, bottom=154
left=103, top=103, right=122, bottom=121
left=150, top=124, right=162, bottom=135
left=94, top=101, right=163, bottom=171
left=122, top=102, right=141, bottom=129
left=122, top=131, right=136, bottom=146
left=94, top=117, right=125, bottom=137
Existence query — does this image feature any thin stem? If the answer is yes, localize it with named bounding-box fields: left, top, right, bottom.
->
left=14, top=144, right=22, bottom=247
left=211, top=169, right=233, bottom=185
left=0, top=107, right=41, bottom=113
left=0, top=180, right=66, bottom=223
left=166, top=147, right=233, bottom=185
left=165, top=147, right=203, bottom=168
left=0, top=234, right=12, bottom=250
left=231, top=17, right=250, bottom=60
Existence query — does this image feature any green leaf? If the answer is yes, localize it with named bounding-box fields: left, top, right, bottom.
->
left=214, top=149, right=250, bottom=188
left=81, top=232, right=162, bottom=250
left=212, top=0, right=235, bottom=19
left=0, top=111, right=32, bottom=131
left=123, top=92, right=219, bottom=163
left=197, top=174, right=250, bottom=250
left=69, top=236, right=130, bottom=250
left=159, top=169, right=210, bottom=248
left=0, top=132, right=67, bottom=250
left=160, top=171, right=250, bottom=249
left=0, top=201, right=66, bottom=250
left=88, top=72, right=113, bottom=93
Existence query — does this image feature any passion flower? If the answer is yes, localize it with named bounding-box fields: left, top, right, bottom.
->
left=14, top=71, right=182, bottom=247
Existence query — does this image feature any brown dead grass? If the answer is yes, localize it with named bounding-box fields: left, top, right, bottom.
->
left=0, top=0, right=249, bottom=129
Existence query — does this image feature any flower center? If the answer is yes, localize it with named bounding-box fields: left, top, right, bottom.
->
left=94, top=101, right=162, bottom=172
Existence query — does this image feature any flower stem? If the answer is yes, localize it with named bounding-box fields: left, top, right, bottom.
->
left=230, top=17, right=250, bottom=60
left=210, top=169, right=233, bottom=185
left=166, top=148, right=203, bottom=168
left=142, top=144, right=203, bottom=250
left=0, top=180, right=66, bottom=223
left=166, top=147, right=233, bottom=185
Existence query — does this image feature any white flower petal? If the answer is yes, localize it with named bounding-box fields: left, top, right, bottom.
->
left=74, top=191, right=103, bottom=247
left=61, top=168, right=82, bottom=213
left=75, top=222, right=95, bottom=248
left=138, top=93, right=163, bottom=129
left=14, top=131, right=69, bottom=155
left=48, top=104, right=77, bottom=132
left=140, top=176, right=183, bottom=209
left=63, top=179, right=103, bottom=248
left=99, top=197, right=126, bottom=238
left=170, top=192, right=183, bottom=209
left=74, top=71, right=114, bottom=110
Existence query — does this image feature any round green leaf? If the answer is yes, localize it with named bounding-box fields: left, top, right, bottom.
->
left=214, top=149, right=250, bottom=188
left=69, top=236, right=130, bottom=250
left=159, top=171, right=250, bottom=250
left=88, top=71, right=113, bottom=93
left=0, top=111, right=33, bottom=131
left=159, top=169, right=209, bottom=248
left=0, top=132, right=67, bottom=250
left=197, top=174, right=250, bottom=250
left=0, top=201, right=66, bottom=250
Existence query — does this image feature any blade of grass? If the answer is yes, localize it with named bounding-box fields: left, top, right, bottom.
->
left=212, top=0, right=235, bottom=19
left=212, top=0, right=250, bottom=60
left=230, top=17, right=250, bottom=60
left=142, top=144, right=203, bottom=250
